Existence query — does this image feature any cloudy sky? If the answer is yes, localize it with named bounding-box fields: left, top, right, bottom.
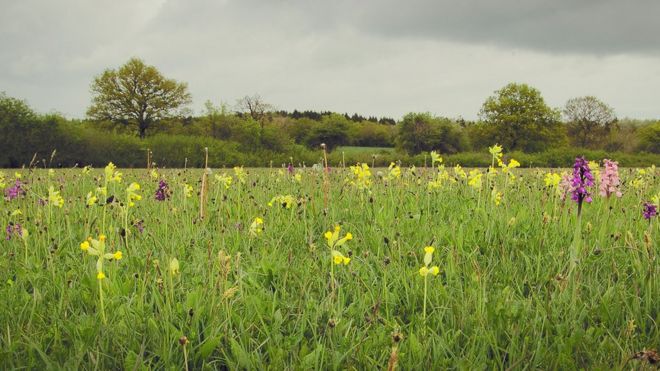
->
left=1, top=0, right=659, bottom=120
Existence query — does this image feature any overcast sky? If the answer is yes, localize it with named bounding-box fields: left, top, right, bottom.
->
left=1, top=0, right=659, bottom=120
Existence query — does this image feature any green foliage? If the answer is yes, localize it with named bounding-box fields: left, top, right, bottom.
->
left=396, top=113, right=468, bottom=155
left=304, top=114, right=350, bottom=151
left=480, top=83, right=565, bottom=152
left=87, top=58, right=192, bottom=138
left=636, top=121, right=660, bottom=153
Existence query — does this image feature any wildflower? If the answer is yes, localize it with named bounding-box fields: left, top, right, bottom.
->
left=491, top=188, right=503, bottom=206
left=558, top=172, right=572, bottom=201
left=169, top=258, right=180, bottom=276
left=430, top=151, right=442, bottom=167
left=454, top=164, right=467, bottom=180
left=150, top=169, right=159, bottom=179
left=294, top=173, right=302, bottom=183
left=468, top=169, right=483, bottom=189
left=643, top=202, right=657, bottom=220
left=249, top=217, right=264, bottom=236
left=126, top=182, right=142, bottom=207
left=183, top=184, right=193, bottom=198
left=155, top=180, right=170, bottom=201
left=588, top=160, right=600, bottom=182
left=80, top=240, right=90, bottom=251
left=80, top=235, right=121, bottom=279
left=489, top=144, right=503, bottom=165
left=113, top=251, right=123, bottom=260
left=97, top=272, right=106, bottom=280
left=287, top=163, right=294, bottom=174
left=214, top=173, right=232, bottom=189
left=233, top=166, right=247, bottom=184
left=331, top=250, right=351, bottom=265
left=387, top=162, right=401, bottom=181
left=134, top=219, right=145, bottom=233
left=5, top=223, right=23, bottom=240
left=571, top=157, right=595, bottom=215
left=599, top=159, right=622, bottom=198
left=0, top=172, right=6, bottom=188
left=48, top=186, right=64, bottom=208
left=348, top=163, right=372, bottom=190
left=104, top=162, right=122, bottom=183
left=82, top=165, right=92, bottom=175
left=86, top=191, right=98, bottom=206
left=544, top=172, right=561, bottom=188
left=4, top=180, right=26, bottom=201
left=268, top=194, right=296, bottom=209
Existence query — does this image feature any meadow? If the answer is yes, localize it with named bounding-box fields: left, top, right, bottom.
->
left=0, top=149, right=658, bottom=369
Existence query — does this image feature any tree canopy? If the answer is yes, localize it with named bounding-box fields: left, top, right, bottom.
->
left=87, top=58, right=192, bottom=138
left=563, top=96, right=617, bottom=148
left=479, top=83, right=564, bottom=152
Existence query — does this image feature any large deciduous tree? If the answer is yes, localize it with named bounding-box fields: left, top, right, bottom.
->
left=563, top=96, right=617, bottom=148
left=479, top=83, right=564, bottom=152
left=87, top=58, right=192, bottom=138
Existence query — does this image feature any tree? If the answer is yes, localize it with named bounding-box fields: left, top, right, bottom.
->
left=636, top=121, right=660, bottom=153
left=396, top=113, right=467, bottom=155
left=563, top=96, right=617, bottom=148
left=235, top=94, right=274, bottom=127
left=87, top=58, right=192, bottom=138
left=479, top=83, right=564, bottom=152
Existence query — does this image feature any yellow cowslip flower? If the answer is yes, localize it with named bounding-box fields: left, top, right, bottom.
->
left=249, top=217, right=264, bottom=236
left=454, top=164, right=467, bottom=180
left=387, top=162, right=401, bottom=181
left=183, top=184, right=193, bottom=198
left=0, top=172, right=6, bottom=188
left=86, top=191, right=98, bottom=206
left=150, top=169, right=159, bottom=179
left=324, top=231, right=333, bottom=240
left=468, top=169, right=483, bottom=189
left=48, top=169, right=55, bottom=177
left=331, top=250, right=351, bottom=265
left=491, top=188, right=502, bottom=206
left=80, top=241, right=90, bottom=251
left=82, top=165, right=91, bottom=175
left=99, top=234, right=106, bottom=241
left=214, top=173, right=233, bottom=189
left=349, top=163, right=372, bottom=190
left=14, top=172, right=22, bottom=179
left=97, top=272, right=106, bottom=280
left=419, top=266, right=429, bottom=276
left=169, top=258, right=180, bottom=276
left=113, top=251, right=123, bottom=260
left=126, top=182, right=142, bottom=207
left=430, top=266, right=440, bottom=276
left=269, top=195, right=296, bottom=209
left=48, top=186, right=64, bottom=208
left=104, top=162, right=122, bottom=183
left=544, top=172, right=561, bottom=188
left=420, top=246, right=440, bottom=277
left=294, top=173, right=302, bottom=183
left=424, top=246, right=434, bottom=254
left=489, top=144, right=503, bottom=163
left=430, top=151, right=443, bottom=167
left=97, top=186, right=107, bottom=196
left=11, top=209, right=22, bottom=216
left=233, top=166, right=247, bottom=184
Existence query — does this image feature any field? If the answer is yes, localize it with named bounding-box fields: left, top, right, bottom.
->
left=0, top=156, right=658, bottom=369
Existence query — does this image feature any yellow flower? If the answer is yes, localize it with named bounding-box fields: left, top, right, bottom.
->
left=80, top=241, right=90, bottom=251
left=424, top=246, right=434, bottom=254
left=233, top=166, right=247, bottom=184
left=113, top=251, right=123, bottom=260
left=430, top=266, right=440, bottom=276
left=342, top=257, right=351, bottom=265
left=468, top=169, right=483, bottom=189
left=544, top=172, right=561, bottom=187
left=99, top=234, right=106, bottom=242
left=169, top=257, right=180, bottom=276
left=82, top=165, right=91, bottom=175
left=48, top=169, right=55, bottom=177
left=97, top=272, right=106, bottom=280
left=419, top=266, right=429, bottom=276
left=324, top=231, right=333, bottom=240
left=331, top=250, right=351, bottom=265
left=333, top=254, right=344, bottom=265
left=249, top=217, right=264, bottom=236
left=430, top=151, right=442, bottom=167
left=183, top=184, right=193, bottom=198
left=345, top=232, right=353, bottom=241
left=47, top=186, right=64, bottom=208
left=86, top=191, right=98, bottom=206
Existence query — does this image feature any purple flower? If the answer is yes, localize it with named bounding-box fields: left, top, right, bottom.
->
left=287, top=163, right=294, bottom=174
left=155, top=180, right=170, bottom=201
left=571, top=157, right=594, bottom=215
left=599, top=159, right=622, bottom=198
left=4, top=180, right=26, bottom=201
left=5, top=223, right=22, bottom=240
left=643, top=203, right=658, bottom=220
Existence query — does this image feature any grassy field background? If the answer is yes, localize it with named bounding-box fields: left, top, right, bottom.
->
left=0, top=163, right=658, bottom=369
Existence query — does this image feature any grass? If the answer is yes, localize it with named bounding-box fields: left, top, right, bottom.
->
left=0, top=163, right=658, bottom=369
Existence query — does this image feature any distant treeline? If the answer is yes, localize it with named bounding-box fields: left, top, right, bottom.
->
left=1, top=91, right=659, bottom=168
